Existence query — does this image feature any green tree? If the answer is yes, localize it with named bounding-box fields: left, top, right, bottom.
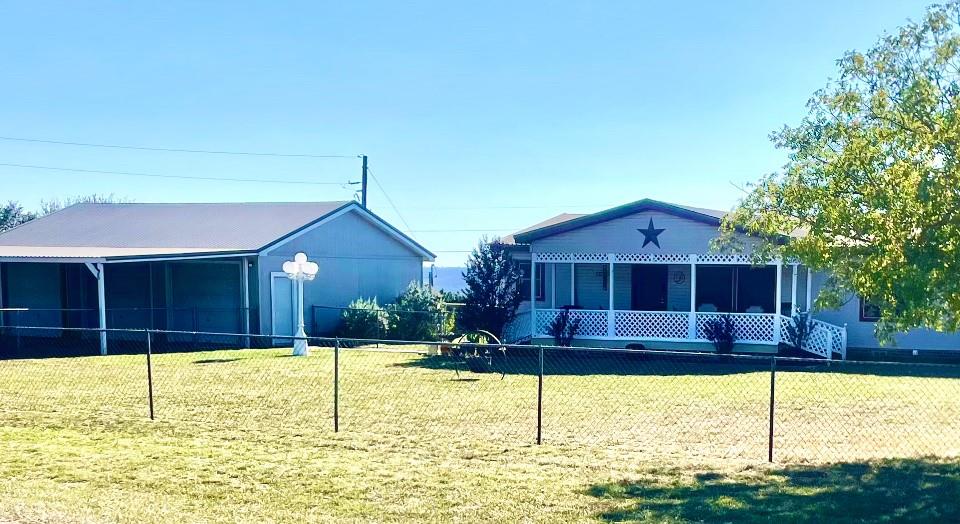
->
left=389, top=283, right=446, bottom=341
left=0, top=201, right=36, bottom=232
left=719, top=2, right=960, bottom=342
left=459, top=239, right=523, bottom=338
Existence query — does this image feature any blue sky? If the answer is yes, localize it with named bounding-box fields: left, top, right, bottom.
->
left=0, top=1, right=930, bottom=265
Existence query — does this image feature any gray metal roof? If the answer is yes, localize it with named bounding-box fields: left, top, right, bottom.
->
left=0, top=201, right=354, bottom=260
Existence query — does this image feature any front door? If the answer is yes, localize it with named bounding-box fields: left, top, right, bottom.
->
left=631, top=265, right=668, bottom=311
left=271, top=274, right=294, bottom=342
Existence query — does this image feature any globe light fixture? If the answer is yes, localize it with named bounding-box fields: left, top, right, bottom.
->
left=282, top=252, right=319, bottom=356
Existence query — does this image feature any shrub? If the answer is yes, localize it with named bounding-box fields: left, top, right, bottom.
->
left=389, top=283, right=447, bottom=341
left=785, top=311, right=814, bottom=350
left=338, top=298, right=389, bottom=340
left=704, top=315, right=736, bottom=354
left=547, top=310, right=581, bottom=347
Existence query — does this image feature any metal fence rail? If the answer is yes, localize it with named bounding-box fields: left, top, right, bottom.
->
left=0, top=325, right=958, bottom=464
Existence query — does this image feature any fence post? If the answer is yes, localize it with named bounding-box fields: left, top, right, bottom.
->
left=146, top=330, right=155, bottom=421
left=768, top=355, right=776, bottom=462
left=334, top=337, right=340, bottom=432
left=537, top=345, right=544, bottom=445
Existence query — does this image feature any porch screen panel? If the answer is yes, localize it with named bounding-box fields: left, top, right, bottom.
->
left=735, top=266, right=775, bottom=314
left=695, top=266, right=733, bottom=313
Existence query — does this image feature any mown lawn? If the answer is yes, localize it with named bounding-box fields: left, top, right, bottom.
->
left=0, top=346, right=958, bottom=523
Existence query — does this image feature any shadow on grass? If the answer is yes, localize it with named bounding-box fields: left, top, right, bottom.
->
left=192, top=358, right=242, bottom=365
left=587, top=458, right=960, bottom=523
left=395, top=348, right=960, bottom=379
left=395, top=349, right=772, bottom=377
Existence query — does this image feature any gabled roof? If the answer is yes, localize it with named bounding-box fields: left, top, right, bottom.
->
left=511, top=199, right=729, bottom=244
left=0, top=201, right=435, bottom=262
left=502, top=213, right=587, bottom=245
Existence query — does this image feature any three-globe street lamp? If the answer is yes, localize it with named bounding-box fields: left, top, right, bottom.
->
left=282, top=252, right=319, bottom=356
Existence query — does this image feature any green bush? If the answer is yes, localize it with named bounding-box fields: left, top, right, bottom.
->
left=389, top=283, right=447, bottom=341
left=338, top=297, right=389, bottom=340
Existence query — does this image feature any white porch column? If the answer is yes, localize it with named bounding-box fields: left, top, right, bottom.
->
left=790, top=263, right=798, bottom=316
left=241, top=258, right=251, bottom=347
left=551, top=263, right=556, bottom=309
left=805, top=267, right=813, bottom=313
left=773, top=260, right=782, bottom=345
left=569, top=262, right=575, bottom=307
left=0, top=262, right=4, bottom=328
left=530, top=253, right=537, bottom=338
left=607, top=254, right=615, bottom=337
left=96, top=263, right=107, bottom=355
left=688, top=254, right=697, bottom=340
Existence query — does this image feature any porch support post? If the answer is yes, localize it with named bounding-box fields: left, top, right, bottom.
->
left=688, top=254, right=697, bottom=340
left=0, top=262, right=4, bottom=328
left=790, top=263, right=798, bottom=316
left=241, top=258, right=251, bottom=346
left=569, top=262, right=575, bottom=307
left=96, top=263, right=107, bottom=355
left=530, top=253, right=537, bottom=338
left=607, top=254, right=615, bottom=337
left=551, top=263, right=556, bottom=310
left=773, top=260, right=782, bottom=345
left=805, top=267, right=813, bottom=313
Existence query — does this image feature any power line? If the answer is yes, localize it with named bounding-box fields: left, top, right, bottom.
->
left=0, top=135, right=355, bottom=158
left=0, top=162, right=353, bottom=186
left=367, top=168, right=413, bottom=232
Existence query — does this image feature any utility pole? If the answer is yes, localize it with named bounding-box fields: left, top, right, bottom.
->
left=361, top=155, right=368, bottom=208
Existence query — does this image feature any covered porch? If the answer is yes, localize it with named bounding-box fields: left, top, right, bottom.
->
left=521, top=252, right=844, bottom=354
left=0, top=257, right=257, bottom=356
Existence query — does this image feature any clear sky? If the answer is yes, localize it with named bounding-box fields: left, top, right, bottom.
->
left=0, top=0, right=930, bottom=266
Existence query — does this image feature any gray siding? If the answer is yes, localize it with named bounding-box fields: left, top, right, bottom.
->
left=810, top=271, right=960, bottom=351
left=575, top=263, right=609, bottom=310
left=667, top=264, right=690, bottom=312
left=258, top=209, right=424, bottom=336
left=530, top=210, right=759, bottom=255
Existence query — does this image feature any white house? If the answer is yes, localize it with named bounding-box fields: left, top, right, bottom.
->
left=502, top=198, right=960, bottom=360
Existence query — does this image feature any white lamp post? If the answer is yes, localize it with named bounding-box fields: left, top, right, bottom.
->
left=282, top=252, right=319, bottom=356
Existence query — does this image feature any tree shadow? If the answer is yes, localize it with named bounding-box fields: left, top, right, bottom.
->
left=192, top=358, right=242, bottom=365
left=394, top=348, right=960, bottom=379
left=586, top=458, right=960, bottom=522
left=394, top=349, right=773, bottom=377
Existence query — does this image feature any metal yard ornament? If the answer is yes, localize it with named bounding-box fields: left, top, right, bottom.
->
left=282, top=252, right=319, bottom=356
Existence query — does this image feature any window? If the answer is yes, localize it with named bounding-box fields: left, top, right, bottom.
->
left=520, top=262, right=545, bottom=301
left=860, top=298, right=881, bottom=322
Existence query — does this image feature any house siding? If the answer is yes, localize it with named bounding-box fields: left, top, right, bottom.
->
left=810, top=271, right=960, bottom=351
left=258, top=209, right=424, bottom=336
left=530, top=210, right=759, bottom=255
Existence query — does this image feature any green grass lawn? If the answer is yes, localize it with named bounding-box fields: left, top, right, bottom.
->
left=0, top=346, right=958, bottom=523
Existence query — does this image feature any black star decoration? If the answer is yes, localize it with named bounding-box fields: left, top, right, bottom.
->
left=638, top=218, right=665, bottom=248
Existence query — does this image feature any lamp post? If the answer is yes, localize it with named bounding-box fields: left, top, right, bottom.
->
left=282, top=252, right=319, bottom=356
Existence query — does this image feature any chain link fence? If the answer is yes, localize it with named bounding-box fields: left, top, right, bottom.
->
left=1, top=325, right=959, bottom=463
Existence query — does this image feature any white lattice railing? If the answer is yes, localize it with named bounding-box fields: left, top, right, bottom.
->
left=531, top=309, right=847, bottom=358
left=615, top=311, right=689, bottom=340
left=535, top=309, right=609, bottom=338
left=778, top=315, right=847, bottom=359
left=696, top=313, right=776, bottom=343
